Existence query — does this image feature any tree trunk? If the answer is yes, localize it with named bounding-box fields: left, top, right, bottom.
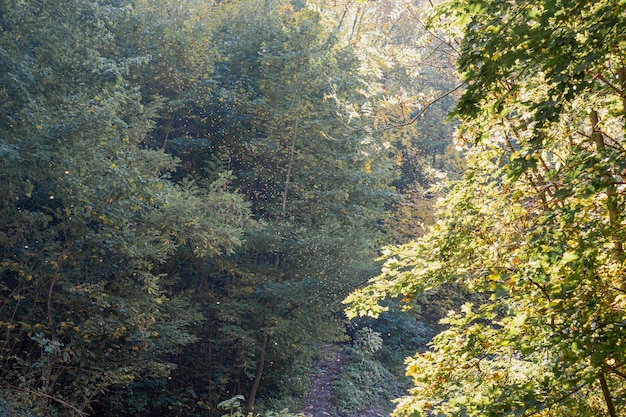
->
left=247, top=333, right=268, bottom=412
left=599, top=373, right=617, bottom=417
left=617, top=66, right=626, bottom=124
left=161, top=113, right=175, bottom=149
left=590, top=110, right=623, bottom=260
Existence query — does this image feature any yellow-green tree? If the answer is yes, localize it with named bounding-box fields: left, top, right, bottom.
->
left=347, top=0, right=626, bottom=415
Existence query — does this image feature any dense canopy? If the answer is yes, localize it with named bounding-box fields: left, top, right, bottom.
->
left=0, top=0, right=456, bottom=416
left=7, top=0, right=621, bottom=416
left=347, top=0, right=626, bottom=416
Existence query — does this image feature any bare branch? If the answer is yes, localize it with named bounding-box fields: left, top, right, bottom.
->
left=406, top=4, right=460, bottom=56
left=382, top=82, right=464, bottom=130
left=12, top=387, right=89, bottom=417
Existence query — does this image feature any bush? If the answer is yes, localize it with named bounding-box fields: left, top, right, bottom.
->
left=0, top=398, right=38, bottom=417
left=332, top=328, right=403, bottom=415
left=217, top=395, right=305, bottom=417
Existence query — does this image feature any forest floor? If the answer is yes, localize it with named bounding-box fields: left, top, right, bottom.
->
left=302, top=346, right=388, bottom=417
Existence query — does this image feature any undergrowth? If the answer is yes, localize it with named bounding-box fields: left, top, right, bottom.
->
left=331, top=328, right=404, bottom=415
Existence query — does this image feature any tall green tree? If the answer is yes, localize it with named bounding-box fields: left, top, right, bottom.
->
left=168, top=1, right=394, bottom=410
left=100, top=0, right=396, bottom=413
left=0, top=1, right=249, bottom=415
left=347, top=0, right=626, bottom=416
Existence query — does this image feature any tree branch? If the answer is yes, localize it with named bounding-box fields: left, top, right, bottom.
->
left=406, top=5, right=460, bottom=56
left=548, top=383, right=585, bottom=407
left=14, top=388, right=89, bottom=417
left=382, top=82, right=464, bottom=130
left=599, top=372, right=617, bottom=417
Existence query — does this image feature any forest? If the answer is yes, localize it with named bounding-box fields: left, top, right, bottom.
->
left=1, top=0, right=625, bottom=416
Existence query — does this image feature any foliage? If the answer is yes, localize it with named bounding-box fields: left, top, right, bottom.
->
left=348, top=299, right=441, bottom=379
left=0, top=0, right=465, bottom=414
left=353, top=327, right=384, bottom=354
left=218, top=395, right=247, bottom=417
left=145, top=1, right=396, bottom=412
left=95, top=0, right=398, bottom=414
left=333, top=327, right=403, bottom=415
left=346, top=0, right=626, bottom=416
left=218, top=395, right=305, bottom=417
left=0, top=398, right=38, bottom=417
left=0, top=0, right=250, bottom=415
left=313, top=0, right=463, bottom=245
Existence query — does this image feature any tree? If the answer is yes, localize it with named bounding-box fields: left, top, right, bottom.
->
left=117, top=0, right=219, bottom=154
left=346, top=0, right=626, bottom=415
left=0, top=1, right=249, bottom=415
left=170, top=1, right=395, bottom=410
left=92, top=1, right=398, bottom=413
left=311, top=0, right=464, bottom=245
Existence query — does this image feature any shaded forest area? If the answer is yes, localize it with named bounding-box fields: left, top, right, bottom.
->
left=0, top=1, right=459, bottom=416
left=6, top=0, right=626, bottom=416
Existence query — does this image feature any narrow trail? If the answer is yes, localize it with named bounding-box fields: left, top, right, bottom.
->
left=302, top=346, right=346, bottom=417
left=302, top=345, right=391, bottom=417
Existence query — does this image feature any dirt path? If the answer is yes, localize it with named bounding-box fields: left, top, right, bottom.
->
left=302, top=346, right=345, bottom=417
left=302, top=345, right=391, bottom=417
